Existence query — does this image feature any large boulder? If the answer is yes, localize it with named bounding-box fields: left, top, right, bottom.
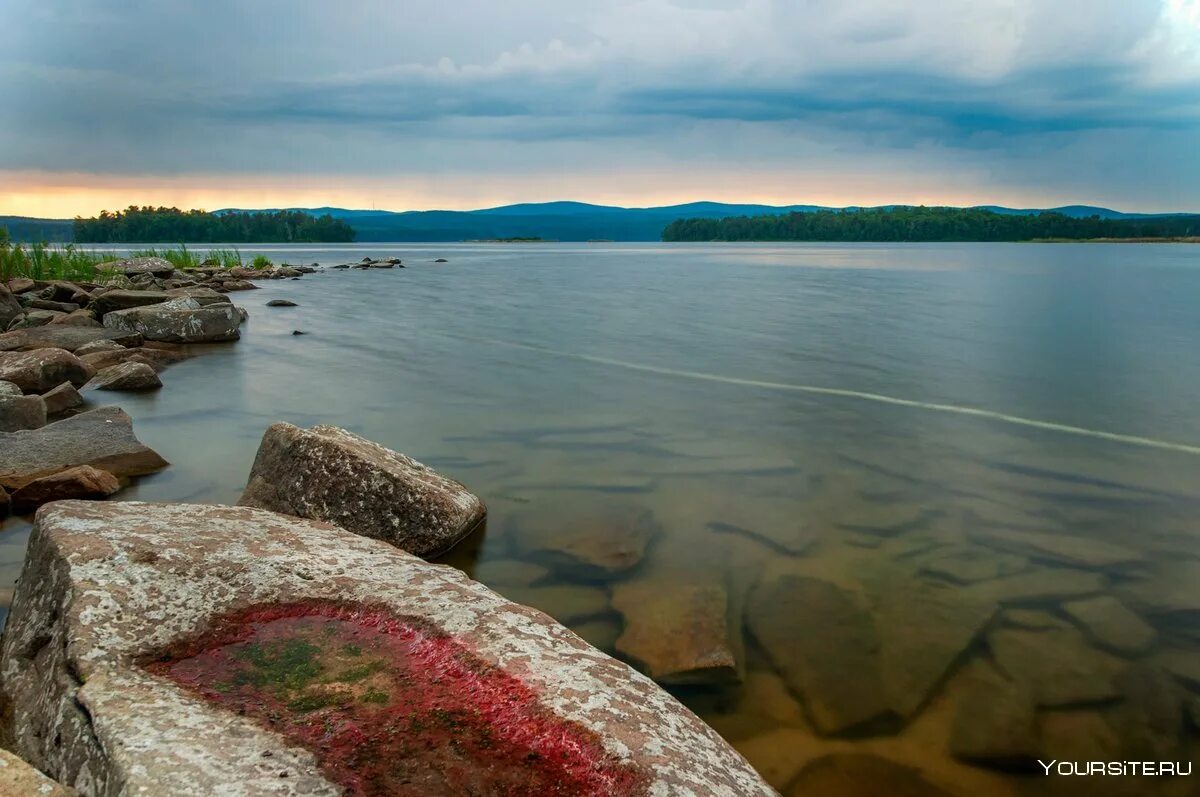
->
left=0, top=405, right=168, bottom=491
left=0, top=393, right=47, bottom=432
left=239, top=423, right=487, bottom=558
left=103, top=298, right=241, bottom=343
left=0, top=326, right=142, bottom=353
left=0, top=749, right=74, bottom=796
left=90, top=288, right=230, bottom=318
left=0, top=349, right=93, bottom=393
left=95, top=256, right=175, bottom=278
left=0, top=502, right=773, bottom=797
left=82, top=361, right=162, bottom=392
left=0, top=284, right=22, bottom=330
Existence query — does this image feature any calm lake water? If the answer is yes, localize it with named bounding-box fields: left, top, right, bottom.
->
left=3, top=242, right=1199, bottom=794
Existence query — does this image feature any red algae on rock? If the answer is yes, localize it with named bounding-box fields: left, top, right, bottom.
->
left=143, top=601, right=650, bottom=797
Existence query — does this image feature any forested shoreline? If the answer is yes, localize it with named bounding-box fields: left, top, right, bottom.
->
left=661, top=207, right=1200, bottom=242
left=73, top=206, right=355, bottom=243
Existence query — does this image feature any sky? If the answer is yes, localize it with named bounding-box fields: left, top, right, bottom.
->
left=3, top=0, right=1200, bottom=217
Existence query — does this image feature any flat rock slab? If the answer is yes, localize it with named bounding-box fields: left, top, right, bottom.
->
left=612, top=580, right=741, bottom=685
left=964, top=567, right=1106, bottom=605
left=0, top=326, right=141, bottom=353
left=970, top=527, right=1143, bottom=569
left=0, top=349, right=93, bottom=393
left=1062, top=596, right=1156, bottom=656
left=1117, top=561, right=1200, bottom=614
left=0, top=405, right=168, bottom=491
left=950, top=662, right=1038, bottom=769
left=83, top=361, right=162, bottom=392
left=989, top=626, right=1125, bottom=707
left=103, top=298, right=242, bottom=343
left=0, top=749, right=74, bottom=796
left=746, top=575, right=890, bottom=735
left=95, top=256, right=175, bottom=277
left=239, top=422, right=486, bottom=558
left=0, top=502, right=771, bottom=797
left=508, top=498, right=660, bottom=578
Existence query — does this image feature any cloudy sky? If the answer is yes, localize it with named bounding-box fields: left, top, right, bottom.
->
left=4, top=0, right=1200, bottom=216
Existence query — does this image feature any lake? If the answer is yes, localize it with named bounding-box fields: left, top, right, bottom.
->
left=3, top=241, right=1199, bottom=794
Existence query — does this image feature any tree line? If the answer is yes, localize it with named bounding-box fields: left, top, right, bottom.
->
left=661, top=207, right=1200, bottom=242
left=73, top=206, right=355, bottom=243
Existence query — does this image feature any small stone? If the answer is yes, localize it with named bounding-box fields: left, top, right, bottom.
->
left=1062, top=596, right=1156, bottom=656
left=266, top=299, right=298, bottom=307
left=613, top=580, right=741, bottom=684
left=9, top=465, right=121, bottom=511
left=292, top=330, right=306, bottom=336
left=434, top=258, right=448, bottom=263
left=0, top=393, right=47, bottom=432
left=83, top=361, right=162, bottom=392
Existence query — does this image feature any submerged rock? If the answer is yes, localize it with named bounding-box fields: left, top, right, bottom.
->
left=239, top=422, right=487, bottom=558
left=745, top=575, right=890, bottom=735
left=0, top=501, right=771, bottom=796
left=949, top=662, right=1039, bottom=769
left=83, top=361, right=162, bottom=392
left=786, top=754, right=954, bottom=797
left=495, top=584, right=612, bottom=625
left=9, top=464, right=121, bottom=512
left=0, top=348, right=93, bottom=393
left=0, top=405, right=168, bottom=491
left=0, top=393, right=47, bottom=432
left=989, top=626, right=1125, bottom=707
left=918, top=545, right=1029, bottom=584
left=1062, top=595, right=1157, bottom=656
left=612, top=580, right=741, bottom=685
left=970, top=527, right=1143, bottom=569
left=103, top=297, right=242, bottom=343
left=508, top=499, right=660, bottom=578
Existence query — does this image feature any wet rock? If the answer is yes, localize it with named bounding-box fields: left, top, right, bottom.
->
left=41, top=382, right=84, bottom=415
left=919, top=545, right=1029, bottom=584
left=9, top=465, right=121, bottom=512
left=498, top=584, right=612, bottom=624
left=746, top=575, right=890, bottom=735
left=0, top=405, right=168, bottom=491
left=0, top=749, right=75, bottom=796
left=0, top=393, right=47, bottom=432
left=508, top=498, right=659, bottom=578
left=83, top=361, right=162, bottom=392
left=965, top=567, right=1105, bottom=605
left=970, top=528, right=1143, bottom=569
left=612, top=580, right=741, bottom=685
left=1062, top=596, right=1156, bottom=656
left=239, top=422, right=486, bottom=558
left=96, top=256, right=176, bottom=278
left=0, top=348, right=93, bottom=392
left=104, top=297, right=242, bottom=343
left=0, top=325, right=142, bottom=353
left=786, top=754, right=954, bottom=797
left=220, top=279, right=257, bottom=291
left=0, top=501, right=772, bottom=796
left=989, top=626, right=1125, bottom=706
left=292, top=329, right=306, bottom=335
left=0, top=284, right=24, bottom=329
left=950, top=662, right=1039, bottom=769
left=266, top=299, right=298, bottom=307
left=871, top=579, right=997, bottom=717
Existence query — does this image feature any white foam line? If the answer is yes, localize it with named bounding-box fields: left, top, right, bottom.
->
left=466, top=336, right=1200, bottom=457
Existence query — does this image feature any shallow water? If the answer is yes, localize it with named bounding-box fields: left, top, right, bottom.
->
left=3, top=242, right=1199, bottom=794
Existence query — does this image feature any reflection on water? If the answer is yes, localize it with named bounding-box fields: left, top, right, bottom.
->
left=3, top=242, right=1199, bottom=794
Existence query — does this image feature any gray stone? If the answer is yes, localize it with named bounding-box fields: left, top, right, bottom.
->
left=95, top=256, right=176, bottom=277
left=103, top=298, right=242, bottom=343
left=0, top=348, right=93, bottom=392
left=0, top=406, right=168, bottom=491
left=0, top=284, right=24, bottom=330
left=746, top=575, right=890, bottom=735
left=9, top=465, right=121, bottom=512
left=83, top=361, right=162, bottom=392
left=0, top=502, right=771, bottom=796
left=950, top=663, right=1038, bottom=770
left=989, top=626, right=1125, bottom=706
left=0, top=393, right=47, bottom=432
left=0, top=326, right=142, bottom=353
left=786, top=754, right=954, bottom=797
left=613, top=580, right=741, bottom=685
left=0, top=379, right=21, bottom=396
left=41, top=382, right=84, bottom=415
left=239, top=422, right=486, bottom=558
left=73, top=339, right=125, bottom=356
left=0, top=749, right=74, bottom=796
left=266, top=299, right=298, bottom=307
left=509, top=498, right=660, bottom=577
left=970, top=527, right=1143, bottom=569
left=1062, top=596, right=1157, bottom=656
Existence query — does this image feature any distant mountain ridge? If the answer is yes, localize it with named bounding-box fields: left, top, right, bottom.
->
left=5, top=201, right=1195, bottom=242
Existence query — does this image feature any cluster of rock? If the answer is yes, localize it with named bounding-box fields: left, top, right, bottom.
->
left=0, top=420, right=772, bottom=795
left=331, top=256, right=403, bottom=269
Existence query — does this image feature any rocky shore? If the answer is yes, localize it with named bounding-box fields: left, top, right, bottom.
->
left=0, top=255, right=773, bottom=795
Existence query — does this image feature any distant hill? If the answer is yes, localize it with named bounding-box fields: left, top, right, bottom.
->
left=5, top=202, right=1195, bottom=243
